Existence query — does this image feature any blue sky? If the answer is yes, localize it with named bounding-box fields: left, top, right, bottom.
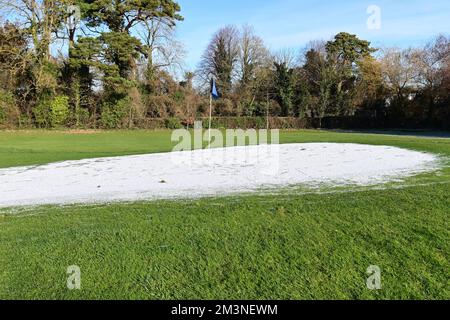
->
left=176, top=0, right=450, bottom=70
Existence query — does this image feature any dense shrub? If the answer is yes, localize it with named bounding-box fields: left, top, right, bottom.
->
left=32, top=95, right=70, bottom=128
left=0, top=90, right=20, bottom=126
left=33, top=96, right=52, bottom=128
left=145, top=95, right=177, bottom=118
left=69, top=107, right=90, bottom=128
left=0, top=102, right=5, bottom=124
left=164, top=117, right=183, bottom=129
left=100, top=97, right=130, bottom=129
left=214, top=99, right=235, bottom=116
left=49, top=96, right=69, bottom=127
left=134, top=118, right=166, bottom=129
left=205, top=117, right=312, bottom=129
left=18, top=114, right=32, bottom=128
left=240, top=99, right=257, bottom=116
left=121, top=116, right=315, bottom=130
left=172, top=90, right=185, bottom=103
left=196, top=99, right=209, bottom=116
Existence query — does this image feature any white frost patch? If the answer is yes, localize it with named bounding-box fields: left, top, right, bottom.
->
left=0, top=143, right=439, bottom=207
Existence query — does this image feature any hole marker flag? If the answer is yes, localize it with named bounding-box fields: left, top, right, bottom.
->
left=208, top=78, right=219, bottom=146
left=211, top=78, right=219, bottom=100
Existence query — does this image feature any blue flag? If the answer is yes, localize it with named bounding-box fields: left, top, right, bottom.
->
left=211, top=78, right=219, bottom=100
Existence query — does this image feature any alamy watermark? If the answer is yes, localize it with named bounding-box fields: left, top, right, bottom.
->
left=170, top=121, right=281, bottom=176
left=66, top=5, right=81, bottom=30
left=366, top=265, right=382, bottom=290
left=367, top=5, right=382, bottom=30
left=67, top=265, right=81, bottom=290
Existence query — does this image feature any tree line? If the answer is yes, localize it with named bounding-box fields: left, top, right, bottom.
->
left=0, top=1, right=449, bottom=129
left=198, top=26, right=450, bottom=129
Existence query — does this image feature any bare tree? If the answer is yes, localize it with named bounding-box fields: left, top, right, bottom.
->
left=0, top=22, right=30, bottom=88
left=136, top=17, right=186, bottom=80
left=0, top=0, right=66, bottom=58
left=0, top=0, right=66, bottom=96
left=273, top=48, right=298, bottom=69
left=299, top=40, right=327, bottom=65
left=414, top=35, right=450, bottom=91
left=380, top=47, right=420, bottom=101
left=413, top=35, right=450, bottom=118
left=197, top=25, right=240, bottom=95
left=238, top=25, right=269, bottom=88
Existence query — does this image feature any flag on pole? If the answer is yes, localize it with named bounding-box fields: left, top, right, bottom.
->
left=210, top=78, right=219, bottom=100
left=208, top=78, right=218, bottom=147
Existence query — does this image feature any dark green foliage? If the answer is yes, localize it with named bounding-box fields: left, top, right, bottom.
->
left=165, top=117, right=183, bottom=129
left=82, top=0, right=183, bottom=32
left=32, top=95, right=52, bottom=128
left=100, top=97, right=130, bottom=129
left=69, top=106, right=90, bottom=128
left=68, top=37, right=102, bottom=90
left=273, top=62, right=295, bottom=116
left=326, top=32, right=377, bottom=67
left=0, top=105, right=4, bottom=124
left=325, top=33, right=378, bottom=116
left=100, top=32, right=142, bottom=80
left=214, top=36, right=237, bottom=95
left=0, top=90, right=20, bottom=126
left=77, top=0, right=183, bottom=104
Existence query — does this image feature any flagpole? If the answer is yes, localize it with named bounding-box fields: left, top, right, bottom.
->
left=208, top=93, right=212, bottom=148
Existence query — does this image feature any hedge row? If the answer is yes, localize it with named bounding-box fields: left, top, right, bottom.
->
left=138, top=116, right=449, bottom=130
left=134, top=117, right=314, bottom=130
left=2, top=115, right=448, bottom=130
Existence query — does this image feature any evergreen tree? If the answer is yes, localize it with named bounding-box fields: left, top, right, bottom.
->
left=273, top=62, right=295, bottom=117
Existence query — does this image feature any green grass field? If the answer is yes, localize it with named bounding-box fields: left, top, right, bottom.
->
left=0, top=130, right=449, bottom=300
